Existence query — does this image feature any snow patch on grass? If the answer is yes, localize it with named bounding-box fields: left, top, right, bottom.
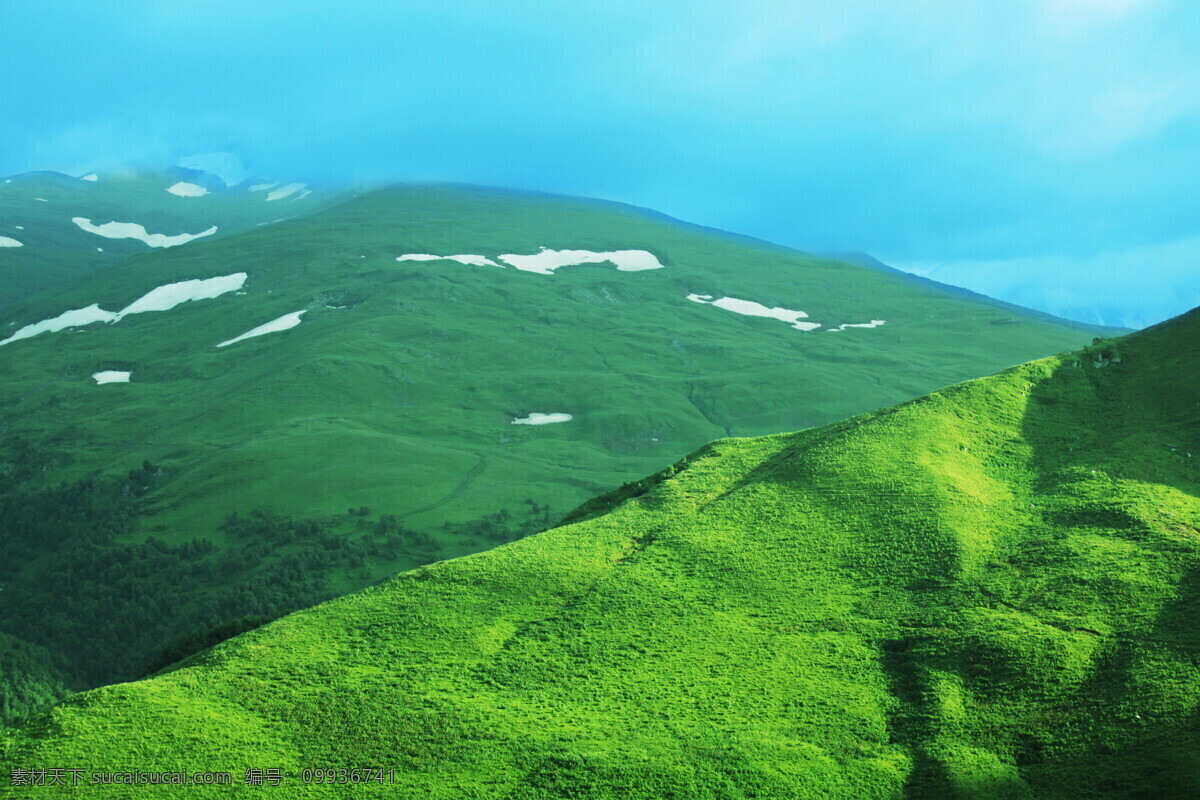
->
left=216, top=310, right=306, bottom=348
left=512, top=412, right=573, bottom=425
left=92, top=371, right=130, bottom=384
left=72, top=217, right=218, bottom=248
left=0, top=305, right=117, bottom=347
left=827, top=320, right=886, bottom=332
left=249, top=182, right=278, bottom=192
left=687, top=294, right=821, bottom=331
left=115, top=274, right=247, bottom=320
left=396, top=248, right=663, bottom=274
left=266, top=183, right=305, bottom=201
left=166, top=181, right=209, bottom=197
left=0, top=274, right=248, bottom=348
left=397, top=254, right=502, bottom=267
left=499, top=248, right=664, bottom=274
left=81, top=173, right=98, bottom=182
left=0, top=236, right=22, bottom=247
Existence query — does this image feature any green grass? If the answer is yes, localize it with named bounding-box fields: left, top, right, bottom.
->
left=0, top=169, right=345, bottom=306
left=0, top=184, right=1118, bottom=715
left=1, top=304, right=1194, bottom=796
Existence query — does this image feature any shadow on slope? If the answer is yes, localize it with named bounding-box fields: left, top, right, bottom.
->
left=868, top=308, right=1200, bottom=798
left=1007, top=311, right=1200, bottom=798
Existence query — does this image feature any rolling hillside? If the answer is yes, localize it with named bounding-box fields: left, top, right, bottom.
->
left=2, top=303, right=1195, bottom=798
left=0, top=184, right=1118, bottom=716
left=0, top=168, right=342, bottom=305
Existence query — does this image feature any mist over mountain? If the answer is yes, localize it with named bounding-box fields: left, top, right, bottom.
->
left=893, top=250, right=1200, bottom=330
left=4, top=0, right=1198, bottom=329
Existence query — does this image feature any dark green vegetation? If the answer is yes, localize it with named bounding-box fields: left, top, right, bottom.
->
left=0, top=182, right=1115, bottom=724
left=0, top=450, right=536, bottom=700
left=3, top=307, right=1196, bottom=797
left=0, top=635, right=71, bottom=729
left=0, top=169, right=341, bottom=305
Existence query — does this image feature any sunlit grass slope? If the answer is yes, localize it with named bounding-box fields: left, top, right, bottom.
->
left=3, top=304, right=1195, bottom=798
left=0, top=184, right=1118, bottom=707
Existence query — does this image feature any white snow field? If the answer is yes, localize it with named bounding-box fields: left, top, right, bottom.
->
left=114, top=274, right=248, bottom=320
left=512, top=412, right=573, bottom=425
left=92, top=371, right=131, bottom=384
left=687, top=294, right=822, bottom=331
left=249, top=182, right=278, bottom=192
left=81, top=173, right=99, bottom=182
left=828, top=320, right=886, bottom=332
left=166, top=181, right=209, bottom=197
left=0, top=305, right=117, bottom=347
left=216, top=310, right=306, bottom=348
left=0, top=236, right=22, bottom=247
left=396, top=254, right=502, bottom=267
left=499, top=248, right=663, bottom=274
left=72, top=217, right=218, bottom=248
left=266, top=183, right=305, bottom=201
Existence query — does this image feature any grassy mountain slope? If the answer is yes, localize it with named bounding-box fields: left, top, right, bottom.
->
left=0, top=169, right=341, bottom=305
left=2, top=304, right=1195, bottom=796
left=0, top=184, right=1117, bottom=703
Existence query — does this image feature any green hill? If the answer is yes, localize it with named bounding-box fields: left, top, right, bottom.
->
left=2, top=309, right=1194, bottom=795
left=0, top=184, right=1116, bottom=715
left=0, top=168, right=342, bottom=305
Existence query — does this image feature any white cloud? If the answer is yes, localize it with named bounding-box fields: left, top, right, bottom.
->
left=1041, top=0, right=1150, bottom=33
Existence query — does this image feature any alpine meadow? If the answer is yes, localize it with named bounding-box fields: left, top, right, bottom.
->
left=0, top=174, right=1118, bottom=728
left=3, top=3, right=1199, bottom=793
left=2, top=255, right=1196, bottom=797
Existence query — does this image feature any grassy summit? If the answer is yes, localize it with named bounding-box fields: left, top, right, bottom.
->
left=2, top=302, right=1195, bottom=797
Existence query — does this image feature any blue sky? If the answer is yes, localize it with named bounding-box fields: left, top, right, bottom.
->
left=2, top=0, right=1196, bottom=327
